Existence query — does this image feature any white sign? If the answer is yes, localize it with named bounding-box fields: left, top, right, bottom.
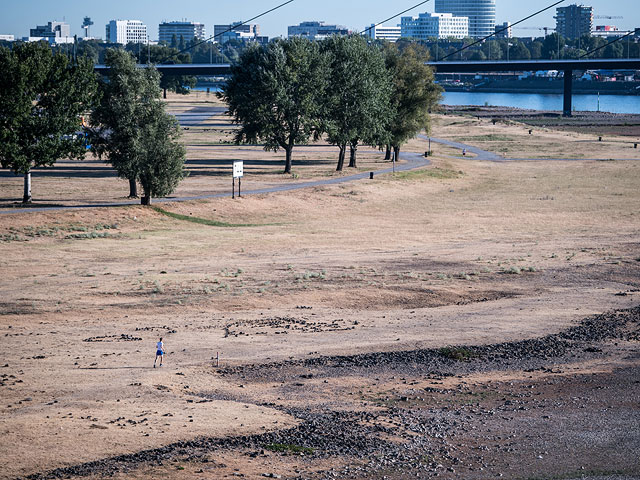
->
left=233, top=161, right=243, bottom=178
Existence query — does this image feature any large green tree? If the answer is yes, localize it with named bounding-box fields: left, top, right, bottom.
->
left=384, top=43, right=442, bottom=161
left=322, top=36, right=392, bottom=171
left=126, top=44, right=195, bottom=97
left=90, top=49, right=186, bottom=205
left=221, top=37, right=329, bottom=174
left=0, top=42, right=96, bottom=203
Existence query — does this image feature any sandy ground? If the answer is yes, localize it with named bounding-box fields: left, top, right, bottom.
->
left=0, top=96, right=639, bottom=479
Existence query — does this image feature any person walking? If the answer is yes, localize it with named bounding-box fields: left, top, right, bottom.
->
left=154, top=338, right=164, bottom=368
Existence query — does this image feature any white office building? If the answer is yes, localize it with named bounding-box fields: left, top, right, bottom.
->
left=365, top=24, right=402, bottom=42
left=159, top=21, right=205, bottom=44
left=288, top=21, right=350, bottom=40
left=28, top=21, right=73, bottom=44
left=401, top=12, right=469, bottom=40
left=106, top=20, right=148, bottom=45
left=0, top=34, right=15, bottom=41
left=214, top=22, right=264, bottom=44
left=435, top=0, right=495, bottom=38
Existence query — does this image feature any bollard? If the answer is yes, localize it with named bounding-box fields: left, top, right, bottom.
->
left=634, top=143, right=638, bottom=149
left=369, top=172, right=374, bottom=180
left=598, top=136, right=602, bottom=142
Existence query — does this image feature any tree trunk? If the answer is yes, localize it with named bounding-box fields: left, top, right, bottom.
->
left=348, top=142, right=358, bottom=168
left=393, top=145, right=400, bottom=163
left=163, top=88, right=167, bottom=99
left=284, top=146, right=293, bottom=174
left=385, top=145, right=391, bottom=161
left=128, top=178, right=138, bottom=198
left=23, top=171, right=32, bottom=203
left=141, top=195, right=151, bottom=205
left=336, top=144, right=346, bottom=171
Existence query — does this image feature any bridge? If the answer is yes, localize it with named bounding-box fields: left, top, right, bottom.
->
left=95, top=58, right=640, bottom=117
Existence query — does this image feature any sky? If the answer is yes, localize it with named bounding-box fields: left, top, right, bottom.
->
left=0, top=0, right=638, bottom=40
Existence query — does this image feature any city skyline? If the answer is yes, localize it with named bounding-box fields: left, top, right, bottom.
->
left=1, top=0, right=638, bottom=40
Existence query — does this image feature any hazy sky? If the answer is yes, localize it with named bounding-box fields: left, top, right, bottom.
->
left=1, top=0, right=637, bottom=40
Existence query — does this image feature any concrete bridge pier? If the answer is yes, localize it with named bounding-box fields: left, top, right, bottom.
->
left=563, top=69, right=573, bottom=117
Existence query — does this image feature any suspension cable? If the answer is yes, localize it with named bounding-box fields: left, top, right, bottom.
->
left=159, top=0, right=296, bottom=64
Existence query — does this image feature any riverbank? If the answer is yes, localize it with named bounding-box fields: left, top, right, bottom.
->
left=441, top=104, right=640, bottom=137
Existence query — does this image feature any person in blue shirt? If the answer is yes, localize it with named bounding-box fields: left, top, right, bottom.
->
left=154, top=338, right=164, bottom=368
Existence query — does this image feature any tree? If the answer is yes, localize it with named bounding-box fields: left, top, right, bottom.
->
left=89, top=49, right=187, bottom=204
left=603, top=42, right=624, bottom=59
left=468, top=49, right=486, bottom=61
left=482, top=40, right=503, bottom=60
left=511, top=41, right=531, bottom=60
left=542, top=33, right=564, bottom=59
left=384, top=43, right=441, bottom=162
left=126, top=44, right=195, bottom=97
left=137, top=100, right=187, bottom=205
left=322, top=36, right=392, bottom=171
left=0, top=42, right=97, bottom=203
left=221, top=37, right=329, bottom=174
left=529, top=40, right=543, bottom=59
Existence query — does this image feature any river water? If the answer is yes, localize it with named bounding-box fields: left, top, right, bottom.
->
left=441, top=91, right=640, bottom=114
left=194, top=86, right=640, bottom=114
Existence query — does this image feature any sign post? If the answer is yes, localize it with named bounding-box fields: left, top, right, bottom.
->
left=232, top=161, right=243, bottom=199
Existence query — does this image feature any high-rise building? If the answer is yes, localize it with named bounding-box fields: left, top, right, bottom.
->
left=106, top=20, right=148, bottom=45
left=29, top=21, right=73, bottom=44
left=159, top=21, right=205, bottom=44
left=494, top=21, right=512, bottom=38
left=287, top=21, right=350, bottom=40
left=555, top=4, right=593, bottom=38
left=434, top=0, right=495, bottom=38
left=365, top=24, right=402, bottom=42
left=401, top=12, right=469, bottom=40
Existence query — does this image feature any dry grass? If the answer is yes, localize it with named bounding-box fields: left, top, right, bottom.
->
left=0, top=94, right=639, bottom=479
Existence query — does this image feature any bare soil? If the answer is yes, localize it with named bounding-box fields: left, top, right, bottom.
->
left=0, top=96, right=639, bottom=480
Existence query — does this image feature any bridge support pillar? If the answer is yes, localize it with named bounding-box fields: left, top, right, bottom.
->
left=563, top=70, right=573, bottom=117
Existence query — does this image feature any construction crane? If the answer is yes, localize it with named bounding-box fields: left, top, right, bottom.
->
left=514, top=26, right=556, bottom=36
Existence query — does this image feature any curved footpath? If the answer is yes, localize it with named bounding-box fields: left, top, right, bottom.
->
left=2, top=133, right=638, bottom=215
left=422, top=134, right=640, bottom=163
left=0, top=151, right=429, bottom=215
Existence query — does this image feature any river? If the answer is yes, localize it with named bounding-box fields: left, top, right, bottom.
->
left=193, top=86, right=640, bottom=115
left=441, top=91, right=640, bottom=114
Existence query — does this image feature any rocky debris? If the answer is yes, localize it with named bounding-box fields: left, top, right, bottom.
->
left=83, top=334, right=142, bottom=343
left=220, top=306, right=640, bottom=382
left=224, top=316, right=355, bottom=338
left=22, top=307, right=640, bottom=480
left=135, top=326, right=177, bottom=334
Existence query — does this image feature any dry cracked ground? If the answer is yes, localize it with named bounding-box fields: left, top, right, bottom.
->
left=0, top=97, right=639, bottom=479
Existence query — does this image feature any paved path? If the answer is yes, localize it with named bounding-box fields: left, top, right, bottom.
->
left=422, top=134, right=639, bottom=163
left=419, top=134, right=505, bottom=161
left=0, top=151, right=429, bottom=215
left=2, top=102, right=636, bottom=215
left=171, top=106, right=227, bottom=127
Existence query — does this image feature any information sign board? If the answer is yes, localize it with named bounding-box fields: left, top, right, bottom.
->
left=233, top=161, right=244, bottom=178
